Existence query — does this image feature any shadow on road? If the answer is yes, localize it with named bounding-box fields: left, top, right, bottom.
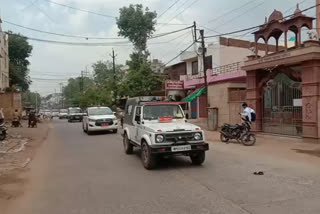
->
left=292, top=148, right=320, bottom=158
left=130, top=149, right=206, bottom=170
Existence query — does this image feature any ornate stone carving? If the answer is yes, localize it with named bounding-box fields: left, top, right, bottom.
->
left=307, top=30, right=318, bottom=41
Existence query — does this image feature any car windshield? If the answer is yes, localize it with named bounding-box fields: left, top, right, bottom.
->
left=60, top=109, right=68, bottom=113
left=70, top=108, right=81, bottom=113
left=88, top=108, right=113, bottom=116
left=143, top=105, right=184, bottom=120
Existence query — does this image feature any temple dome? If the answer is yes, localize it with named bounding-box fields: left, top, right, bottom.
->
left=268, top=9, right=283, bottom=23
left=293, top=4, right=302, bottom=17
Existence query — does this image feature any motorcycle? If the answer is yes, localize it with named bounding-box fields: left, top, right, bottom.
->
left=0, top=122, right=7, bottom=141
left=219, top=115, right=256, bottom=146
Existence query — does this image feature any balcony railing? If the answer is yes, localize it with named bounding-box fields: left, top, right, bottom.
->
left=187, top=62, right=242, bottom=80
left=211, top=62, right=241, bottom=75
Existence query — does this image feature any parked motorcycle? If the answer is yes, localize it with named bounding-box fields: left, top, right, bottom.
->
left=0, top=122, right=7, bottom=141
left=220, top=116, right=256, bottom=146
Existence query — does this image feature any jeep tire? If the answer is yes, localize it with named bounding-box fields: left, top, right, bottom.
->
left=123, top=133, right=133, bottom=154
left=190, top=151, right=205, bottom=165
left=141, top=141, right=156, bottom=170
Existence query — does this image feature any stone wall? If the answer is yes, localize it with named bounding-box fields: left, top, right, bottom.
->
left=0, top=92, right=22, bottom=120
left=208, top=82, right=246, bottom=127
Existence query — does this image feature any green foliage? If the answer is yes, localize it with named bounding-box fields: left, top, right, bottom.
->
left=22, top=91, right=41, bottom=110
left=79, top=86, right=112, bottom=107
left=117, top=4, right=157, bottom=53
left=121, top=62, right=163, bottom=97
left=8, top=32, right=33, bottom=91
left=62, top=77, right=94, bottom=107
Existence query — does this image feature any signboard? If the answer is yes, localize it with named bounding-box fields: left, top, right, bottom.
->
left=165, top=80, right=184, bottom=90
left=258, top=53, right=291, bottom=63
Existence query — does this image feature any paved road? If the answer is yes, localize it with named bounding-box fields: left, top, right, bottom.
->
left=6, top=119, right=320, bottom=214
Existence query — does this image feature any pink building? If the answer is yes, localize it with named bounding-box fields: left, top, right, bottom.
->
left=181, top=37, right=276, bottom=126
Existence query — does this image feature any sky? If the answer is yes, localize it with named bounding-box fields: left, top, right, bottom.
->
left=0, top=0, right=317, bottom=96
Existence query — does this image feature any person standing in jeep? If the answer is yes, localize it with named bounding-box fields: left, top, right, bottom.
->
left=241, top=102, right=256, bottom=122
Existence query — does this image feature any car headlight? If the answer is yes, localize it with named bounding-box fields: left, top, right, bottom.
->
left=156, top=135, right=165, bottom=143
left=194, top=133, right=202, bottom=141
left=88, top=118, right=96, bottom=122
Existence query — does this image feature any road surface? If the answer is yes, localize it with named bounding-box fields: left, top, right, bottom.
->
left=5, top=119, right=320, bottom=214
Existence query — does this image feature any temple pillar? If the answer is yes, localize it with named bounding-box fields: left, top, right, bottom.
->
left=298, top=27, right=302, bottom=47
left=301, top=60, right=320, bottom=138
left=265, top=40, right=269, bottom=55
left=246, top=70, right=262, bottom=132
left=284, top=31, right=288, bottom=50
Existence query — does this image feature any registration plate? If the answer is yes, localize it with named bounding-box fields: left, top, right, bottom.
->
left=101, top=123, right=109, bottom=127
left=171, top=145, right=191, bottom=152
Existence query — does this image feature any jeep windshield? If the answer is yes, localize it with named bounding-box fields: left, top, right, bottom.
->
left=69, top=109, right=81, bottom=113
left=88, top=108, right=113, bottom=116
left=143, top=105, right=184, bottom=120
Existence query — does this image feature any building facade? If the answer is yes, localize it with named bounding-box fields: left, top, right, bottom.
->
left=151, top=59, right=165, bottom=74
left=0, top=18, right=9, bottom=91
left=180, top=36, right=280, bottom=126
left=242, top=7, right=320, bottom=138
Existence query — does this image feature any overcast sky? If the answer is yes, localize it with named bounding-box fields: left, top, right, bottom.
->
left=0, top=0, right=316, bottom=95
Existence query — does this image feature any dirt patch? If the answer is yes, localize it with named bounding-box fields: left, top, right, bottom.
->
left=0, top=120, right=50, bottom=212
left=293, top=149, right=320, bottom=158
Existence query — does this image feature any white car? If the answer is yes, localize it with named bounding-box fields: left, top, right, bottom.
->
left=58, top=109, right=68, bottom=119
left=82, top=107, right=118, bottom=134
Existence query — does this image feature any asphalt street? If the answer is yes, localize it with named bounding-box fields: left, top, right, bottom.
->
left=5, top=119, right=320, bottom=214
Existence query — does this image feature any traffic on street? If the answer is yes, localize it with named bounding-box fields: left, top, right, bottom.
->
left=2, top=0, right=320, bottom=213
left=2, top=115, right=320, bottom=214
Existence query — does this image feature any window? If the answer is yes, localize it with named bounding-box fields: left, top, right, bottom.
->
left=143, top=105, right=184, bottom=120
left=205, top=56, right=212, bottom=70
left=126, top=105, right=133, bottom=115
left=135, top=107, right=141, bottom=117
left=192, top=61, right=198, bottom=75
left=88, top=108, right=113, bottom=116
left=229, top=88, right=246, bottom=102
left=135, top=107, right=141, bottom=122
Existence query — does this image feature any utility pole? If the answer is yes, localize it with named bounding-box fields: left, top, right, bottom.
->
left=59, top=83, right=64, bottom=109
left=193, top=21, right=197, bottom=42
left=200, top=29, right=208, bottom=107
left=35, top=91, right=38, bottom=113
left=317, top=0, right=320, bottom=36
left=110, top=49, right=117, bottom=105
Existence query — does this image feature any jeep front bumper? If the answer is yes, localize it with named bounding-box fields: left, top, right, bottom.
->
left=149, top=142, right=209, bottom=155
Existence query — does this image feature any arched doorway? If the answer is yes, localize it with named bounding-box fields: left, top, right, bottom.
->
left=262, top=73, right=302, bottom=136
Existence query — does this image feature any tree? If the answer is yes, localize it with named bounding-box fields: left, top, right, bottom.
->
left=117, top=4, right=157, bottom=55
left=8, top=32, right=33, bottom=91
left=121, top=62, right=163, bottom=97
left=116, top=4, right=162, bottom=97
left=22, top=90, right=41, bottom=110
left=63, top=77, right=94, bottom=107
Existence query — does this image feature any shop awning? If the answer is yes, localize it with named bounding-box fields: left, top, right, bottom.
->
left=183, top=88, right=206, bottom=102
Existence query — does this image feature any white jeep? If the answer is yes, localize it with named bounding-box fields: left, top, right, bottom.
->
left=122, top=97, right=209, bottom=169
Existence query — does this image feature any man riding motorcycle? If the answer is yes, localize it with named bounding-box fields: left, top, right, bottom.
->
left=241, top=102, right=256, bottom=123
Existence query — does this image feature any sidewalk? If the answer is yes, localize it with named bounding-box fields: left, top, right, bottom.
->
left=0, top=120, right=50, bottom=213
left=189, top=118, right=320, bottom=167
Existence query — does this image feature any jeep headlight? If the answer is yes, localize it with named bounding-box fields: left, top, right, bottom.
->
left=156, top=135, right=165, bottom=143
left=88, top=118, right=96, bottom=122
left=194, top=133, right=202, bottom=141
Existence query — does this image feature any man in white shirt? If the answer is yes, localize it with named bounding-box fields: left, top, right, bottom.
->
left=241, top=102, right=256, bottom=122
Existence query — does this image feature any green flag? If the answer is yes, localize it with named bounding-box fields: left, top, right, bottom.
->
left=289, top=37, right=296, bottom=42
